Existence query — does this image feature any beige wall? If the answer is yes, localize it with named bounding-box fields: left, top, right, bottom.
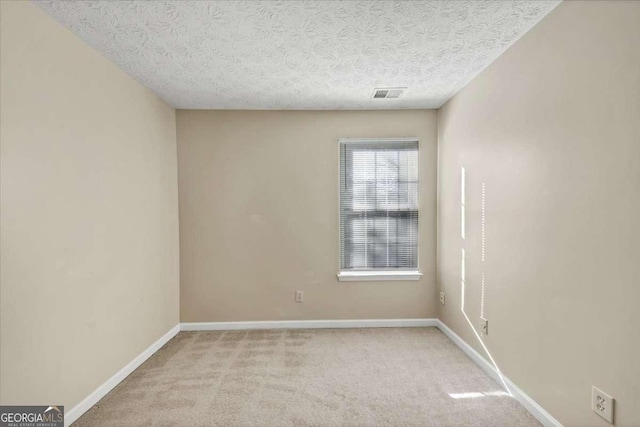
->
left=177, top=110, right=437, bottom=322
left=437, top=1, right=640, bottom=426
left=4, top=1, right=638, bottom=425
left=0, top=1, right=180, bottom=411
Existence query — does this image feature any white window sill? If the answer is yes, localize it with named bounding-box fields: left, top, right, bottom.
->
left=337, top=270, right=422, bottom=282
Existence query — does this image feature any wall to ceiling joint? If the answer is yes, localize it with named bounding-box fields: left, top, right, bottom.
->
left=437, top=1, right=640, bottom=425
left=0, top=1, right=180, bottom=411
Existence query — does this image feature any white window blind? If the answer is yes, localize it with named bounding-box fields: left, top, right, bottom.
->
left=339, top=139, right=419, bottom=271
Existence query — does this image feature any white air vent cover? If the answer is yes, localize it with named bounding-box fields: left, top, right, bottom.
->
left=372, top=87, right=406, bottom=99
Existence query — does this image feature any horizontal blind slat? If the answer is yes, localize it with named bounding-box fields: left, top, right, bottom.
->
left=339, top=140, right=419, bottom=271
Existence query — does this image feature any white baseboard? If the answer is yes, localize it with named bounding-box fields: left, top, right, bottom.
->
left=65, top=324, right=180, bottom=427
left=65, top=319, right=559, bottom=427
left=436, top=320, right=562, bottom=427
left=180, top=318, right=438, bottom=331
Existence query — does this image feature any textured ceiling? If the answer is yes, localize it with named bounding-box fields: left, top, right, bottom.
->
left=35, top=1, right=561, bottom=110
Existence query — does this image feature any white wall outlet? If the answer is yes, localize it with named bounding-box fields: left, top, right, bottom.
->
left=592, top=386, right=614, bottom=424
left=439, top=292, right=446, bottom=305
left=480, top=317, right=488, bottom=335
left=295, top=290, right=304, bottom=303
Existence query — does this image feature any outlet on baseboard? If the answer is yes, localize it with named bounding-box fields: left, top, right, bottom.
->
left=592, top=386, right=614, bottom=424
left=295, top=290, right=304, bottom=303
left=439, top=292, right=445, bottom=305
left=480, top=317, right=488, bottom=335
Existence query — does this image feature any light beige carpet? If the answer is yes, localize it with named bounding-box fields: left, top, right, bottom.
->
left=73, top=328, right=541, bottom=426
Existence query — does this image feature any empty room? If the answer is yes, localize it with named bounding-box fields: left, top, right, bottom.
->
left=1, top=1, right=638, bottom=426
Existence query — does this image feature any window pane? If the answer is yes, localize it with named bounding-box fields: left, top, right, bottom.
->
left=339, top=140, right=419, bottom=271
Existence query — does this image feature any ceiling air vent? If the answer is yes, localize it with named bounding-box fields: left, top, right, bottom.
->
left=372, top=87, right=406, bottom=99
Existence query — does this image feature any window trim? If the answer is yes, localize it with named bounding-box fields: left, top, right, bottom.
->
left=337, top=270, right=423, bottom=282
left=337, top=137, right=421, bottom=282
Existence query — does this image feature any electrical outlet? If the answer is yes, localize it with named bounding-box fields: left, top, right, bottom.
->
left=295, top=290, right=303, bottom=303
left=592, top=386, right=614, bottom=424
left=480, top=317, right=488, bottom=335
left=439, top=292, right=446, bottom=305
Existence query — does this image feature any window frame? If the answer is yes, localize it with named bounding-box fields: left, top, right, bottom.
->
left=337, top=137, right=422, bottom=282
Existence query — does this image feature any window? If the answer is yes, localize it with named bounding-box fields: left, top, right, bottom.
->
left=338, top=138, right=421, bottom=281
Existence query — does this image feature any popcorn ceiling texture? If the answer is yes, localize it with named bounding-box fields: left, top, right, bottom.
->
left=35, top=1, right=560, bottom=109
